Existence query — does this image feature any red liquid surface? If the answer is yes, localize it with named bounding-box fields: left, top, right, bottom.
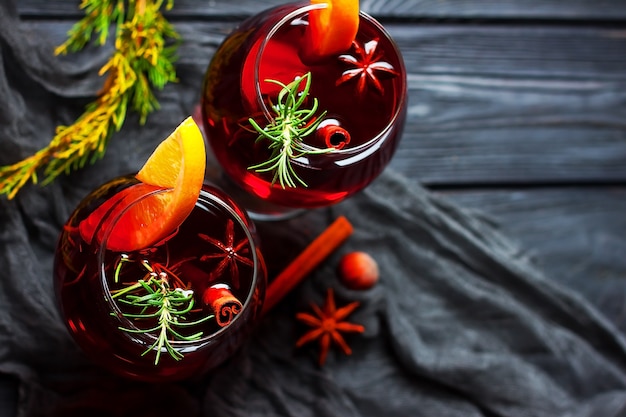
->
left=53, top=177, right=266, bottom=381
left=202, top=4, right=407, bottom=208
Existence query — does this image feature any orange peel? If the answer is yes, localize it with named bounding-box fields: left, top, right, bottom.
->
left=80, top=117, right=206, bottom=251
left=303, top=0, right=359, bottom=61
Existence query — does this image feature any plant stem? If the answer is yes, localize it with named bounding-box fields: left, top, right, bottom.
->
left=0, top=0, right=179, bottom=199
left=112, top=257, right=214, bottom=364
left=247, top=72, right=332, bottom=188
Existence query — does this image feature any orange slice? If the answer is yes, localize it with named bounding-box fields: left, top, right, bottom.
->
left=79, top=117, right=206, bottom=252
left=303, top=0, right=359, bottom=61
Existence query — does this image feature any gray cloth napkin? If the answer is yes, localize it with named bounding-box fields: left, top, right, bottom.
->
left=2, top=1, right=626, bottom=416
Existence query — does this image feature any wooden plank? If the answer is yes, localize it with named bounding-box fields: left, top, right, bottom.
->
left=389, top=23, right=626, bottom=185
left=16, top=0, right=626, bottom=21
left=22, top=20, right=626, bottom=184
left=440, top=186, right=626, bottom=333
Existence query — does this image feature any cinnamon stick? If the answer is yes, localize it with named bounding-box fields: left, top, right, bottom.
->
left=203, top=284, right=243, bottom=327
left=262, top=215, right=353, bottom=315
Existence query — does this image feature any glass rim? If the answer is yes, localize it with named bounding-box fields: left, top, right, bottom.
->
left=253, top=1, right=408, bottom=156
left=96, top=180, right=262, bottom=348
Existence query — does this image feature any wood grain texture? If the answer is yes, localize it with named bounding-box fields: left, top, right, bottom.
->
left=386, top=23, right=626, bottom=185
left=16, top=0, right=626, bottom=20
left=22, top=20, right=626, bottom=185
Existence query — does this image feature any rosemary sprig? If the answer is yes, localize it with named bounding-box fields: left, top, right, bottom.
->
left=248, top=72, right=332, bottom=188
left=0, top=0, right=179, bottom=199
left=112, top=258, right=213, bottom=365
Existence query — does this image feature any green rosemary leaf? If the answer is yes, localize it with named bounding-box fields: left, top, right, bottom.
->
left=125, top=292, right=160, bottom=304
left=112, top=257, right=215, bottom=364
left=247, top=72, right=333, bottom=188
left=167, top=328, right=194, bottom=341
left=114, top=255, right=131, bottom=283
left=138, top=280, right=159, bottom=294
left=173, top=315, right=215, bottom=328
left=168, top=302, right=195, bottom=316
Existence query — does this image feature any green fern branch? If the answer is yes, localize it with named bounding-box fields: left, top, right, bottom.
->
left=0, top=0, right=179, bottom=199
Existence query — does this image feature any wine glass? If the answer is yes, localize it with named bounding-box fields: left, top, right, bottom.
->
left=201, top=1, right=407, bottom=220
left=53, top=175, right=266, bottom=381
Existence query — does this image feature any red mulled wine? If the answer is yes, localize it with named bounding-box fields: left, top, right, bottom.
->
left=202, top=2, right=407, bottom=212
left=53, top=176, right=266, bottom=381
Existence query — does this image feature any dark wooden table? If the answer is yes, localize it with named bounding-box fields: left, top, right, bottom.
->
left=8, top=0, right=626, bottom=414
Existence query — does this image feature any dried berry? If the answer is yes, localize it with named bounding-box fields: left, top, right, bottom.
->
left=338, top=251, right=379, bottom=290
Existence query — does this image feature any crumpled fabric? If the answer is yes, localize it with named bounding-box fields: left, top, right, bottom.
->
left=1, top=1, right=626, bottom=416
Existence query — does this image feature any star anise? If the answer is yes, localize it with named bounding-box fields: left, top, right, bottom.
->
left=295, top=288, right=365, bottom=365
left=198, top=219, right=253, bottom=289
left=336, top=38, right=399, bottom=95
